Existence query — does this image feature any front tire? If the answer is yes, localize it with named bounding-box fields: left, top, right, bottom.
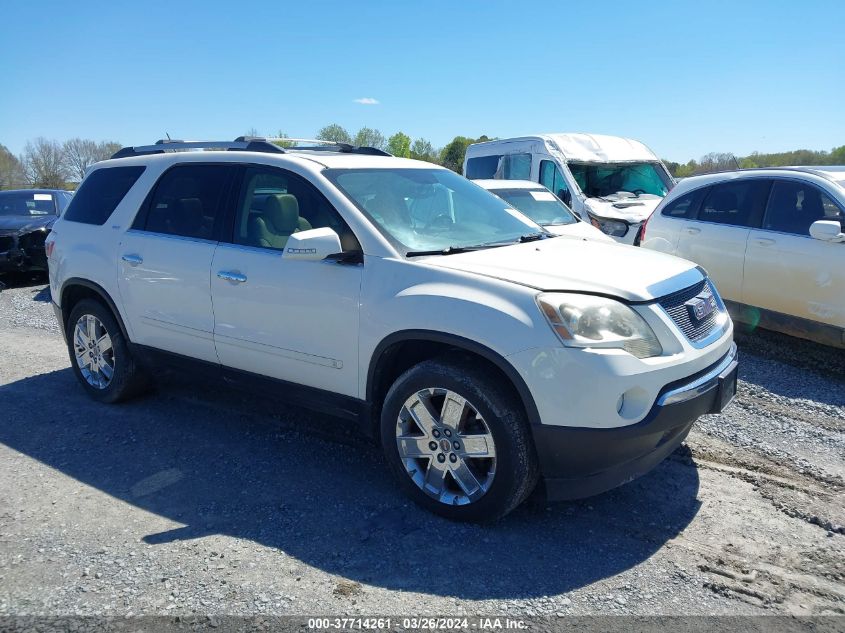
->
left=380, top=356, right=539, bottom=522
left=66, top=299, right=149, bottom=403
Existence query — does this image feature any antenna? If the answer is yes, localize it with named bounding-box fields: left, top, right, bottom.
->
left=166, top=132, right=172, bottom=141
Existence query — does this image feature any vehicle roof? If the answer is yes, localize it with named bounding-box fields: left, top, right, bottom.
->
left=93, top=150, right=441, bottom=172
left=666, top=166, right=845, bottom=198
left=468, top=132, right=659, bottom=163
left=473, top=179, right=547, bottom=190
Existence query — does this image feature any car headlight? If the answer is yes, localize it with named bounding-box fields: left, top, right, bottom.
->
left=537, top=293, right=663, bottom=358
left=589, top=214, right=629, bottom=237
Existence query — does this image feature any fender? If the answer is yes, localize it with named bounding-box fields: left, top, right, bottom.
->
left=59, top=277, right=131, bottom=342
left=366, top=329, right=541, bottom=427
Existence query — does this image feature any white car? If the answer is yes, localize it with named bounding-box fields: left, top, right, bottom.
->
left=641, top=167, right=845, bottom=348
left=473, top=180, right=613, bottom=242
left=47, top=137, right=736, bottom=521
left=463, top=133, right=674, bottom=244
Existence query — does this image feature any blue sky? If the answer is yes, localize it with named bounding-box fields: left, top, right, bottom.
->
left=1, top=0, right=843, bottom=162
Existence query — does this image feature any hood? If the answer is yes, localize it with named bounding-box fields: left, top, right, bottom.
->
left=0, top=215, right=56, bottom=234
left=582, top=196, right=661, bottom=223
left=544, top=221, right=615, bottom=243
left=419, top=236, right=703, bottom=302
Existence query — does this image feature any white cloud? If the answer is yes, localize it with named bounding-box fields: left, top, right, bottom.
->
left=353, top=97, right=380, bottom=105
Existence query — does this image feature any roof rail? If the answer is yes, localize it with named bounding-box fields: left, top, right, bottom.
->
left=235, top=136, right=392, bottom=156
left=110, top=137, right=392, bottom=159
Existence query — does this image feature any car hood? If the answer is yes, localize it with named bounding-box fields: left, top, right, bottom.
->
left=582, top=196, right=661, bottom=223
left=0, top=215, right=55, bottom=234
left=420, top=236, right=703, bottom=302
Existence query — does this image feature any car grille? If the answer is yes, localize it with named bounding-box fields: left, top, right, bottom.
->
left=658, top=279, right=723, bottom=344
left=0, top=236, right=15, bottom=252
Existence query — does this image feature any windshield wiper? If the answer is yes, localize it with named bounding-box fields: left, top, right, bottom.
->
left=517, top=232, right=549, bottom=243
left=406, top=245, right=486, bottom=257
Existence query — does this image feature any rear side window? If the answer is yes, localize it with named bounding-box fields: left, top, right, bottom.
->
left=137, top=164, right=232, bottom=240
left=763, top=180, right=844, bottom=236
left=465, top=155, right=502, bottom=179
left=698, top=180, right=770, bottom=228
left=661, top=187, right=708, bottom=219
left=63, top=166, right=145, bottom=225
left=495, top=153, right=532, bottom=180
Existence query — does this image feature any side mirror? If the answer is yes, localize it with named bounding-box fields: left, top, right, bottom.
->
left=282, top=227, right=343, bottom=261
left=809, top=220, right=845, bottom=242
left=557, top=189, right=572, bottom=207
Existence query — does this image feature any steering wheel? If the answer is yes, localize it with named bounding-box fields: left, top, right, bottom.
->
left=424, top=213, right=454, bottom=232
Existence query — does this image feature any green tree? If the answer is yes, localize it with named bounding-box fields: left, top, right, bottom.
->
left=439, top=136, right=477, bottom=174
left=410, top=138, right=436, bottom=162
left=354, top=127, right=386, bottom=150
left=317, top=124, right=352, bottom=144
left=22, top=138, right=68, bottom=188
left=386, top=131, right=411, bottom=158
left=0, top=144, right=26, bottom=189
left=272, top=131, right=295, bottom=148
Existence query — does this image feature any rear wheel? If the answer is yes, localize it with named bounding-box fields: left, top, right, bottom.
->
left=380, top=356, right=538, bottom=522
left=66, top=299, right=149, bottom=403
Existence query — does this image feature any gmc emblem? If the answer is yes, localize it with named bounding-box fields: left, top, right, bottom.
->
left=685, top=293, right=717, bottom=322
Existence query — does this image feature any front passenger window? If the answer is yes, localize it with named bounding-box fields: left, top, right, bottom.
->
left=764, top=180, right=844, bottom=236
left=234, top=167, right=359, bottom=251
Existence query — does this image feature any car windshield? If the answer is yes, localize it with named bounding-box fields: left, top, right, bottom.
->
left=0, top=191, right=57, bottom=216
left=568, top=162, right=671, bottom=199
left=488, top=188, right=578, bottom=226
left=326, top=168, right=544, bottom=253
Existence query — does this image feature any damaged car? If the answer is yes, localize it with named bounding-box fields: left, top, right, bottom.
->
left=0, top=189, right=72, bottom=274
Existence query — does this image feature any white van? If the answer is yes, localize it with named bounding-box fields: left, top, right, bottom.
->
left=464, top=133, right=674, bottom=245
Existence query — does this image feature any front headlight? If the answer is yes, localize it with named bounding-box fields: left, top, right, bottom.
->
left=589, top=214, right=629, bottom=237
left=537, top=293, right=663, bottom=358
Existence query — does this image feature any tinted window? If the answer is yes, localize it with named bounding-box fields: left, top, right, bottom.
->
left=466, top=155, right=502, bottom=179
left=698, top=180, right=770, bottom=227
left=63, top=167, right=144, bottom=225
left=661, top=187, right=708, bottom=219
left=232, top=167, right=357, bottom=251
left=494, top=153, right=532, bottom=180
left=764, top=180, right=844, bottom=235
left=539, top=160, right=570, bottom=200
left=0, top=191, right=57, bottom=217
left=142, top=165, right=231, bottom=240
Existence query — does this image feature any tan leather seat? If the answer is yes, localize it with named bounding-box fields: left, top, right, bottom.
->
left=247, top=194, right=312, bottom=249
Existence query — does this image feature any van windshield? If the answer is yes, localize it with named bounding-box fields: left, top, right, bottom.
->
left=568, top=162, right=671, bottom=199
left=325, top=168, right=545, bottom=254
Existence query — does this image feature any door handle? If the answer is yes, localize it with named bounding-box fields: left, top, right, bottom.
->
left=121, top=254, right=143, bottom=265
left=754, top=238, right=775, bottom=246
left=683, top=227, right=701, bottom=235
left=217, top=271, right=247, bottom=283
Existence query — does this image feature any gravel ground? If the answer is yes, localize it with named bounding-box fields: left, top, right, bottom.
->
left=0, top=278, right=843, bottom=618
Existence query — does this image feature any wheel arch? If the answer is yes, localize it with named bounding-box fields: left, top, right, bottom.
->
left=59, top=278, right=130, bottom=341
left=365, top=330, right=541, bottom=436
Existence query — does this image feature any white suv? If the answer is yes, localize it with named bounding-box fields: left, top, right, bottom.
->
left=46, top=138, right=737, bottom=522
left=641, top=167, right=845, bottom=348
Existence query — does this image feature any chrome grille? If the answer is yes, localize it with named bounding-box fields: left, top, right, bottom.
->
left=0, top=236, right=15, bottom=252
left=658, top=279, right=723, bottom=343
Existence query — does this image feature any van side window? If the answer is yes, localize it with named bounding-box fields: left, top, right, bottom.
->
left=465, top=155, right=502, bottom=179
left=539, top=160, right=570, bottom=202
left=494, top=154, right=531, bottom=180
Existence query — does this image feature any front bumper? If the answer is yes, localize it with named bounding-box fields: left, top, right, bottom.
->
left=0, top=237, right=48, bottom=272
left=533, top=343, right=738, bottom=501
